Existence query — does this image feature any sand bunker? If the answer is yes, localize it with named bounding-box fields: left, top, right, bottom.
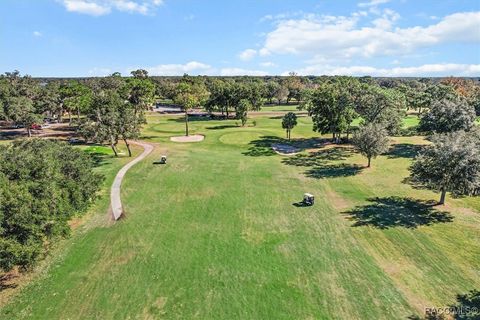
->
left=170, top=134, right=205, bottom=142
left=272, top=143, right=300, bottom=155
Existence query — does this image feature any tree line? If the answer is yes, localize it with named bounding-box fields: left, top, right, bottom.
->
left=2, top=71, right=479, bottom=141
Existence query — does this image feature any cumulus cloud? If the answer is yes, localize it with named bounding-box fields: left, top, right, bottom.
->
left=287, top=63, right=480, bottom=77
left=358, top=0, right=390, bottom=8
left=59, top=0, right=163, bottom=16
left=260, top=61, right=276, bottom=67
left=143, top=61, right=213, bottom=76
left=257, top=11, right=480, bottom=60
left=220, top=68, right=268, bottom=76
left=238, top=49, right=257, bottom=61
left=93, top=62, right=269, bottom=76
left=88, top=67, right=112, bottom=76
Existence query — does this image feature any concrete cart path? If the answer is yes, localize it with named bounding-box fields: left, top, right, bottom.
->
left=111, top=141, right=154, bottom=220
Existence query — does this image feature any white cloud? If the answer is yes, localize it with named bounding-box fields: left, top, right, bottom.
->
left=358, top=0, right=390, bottom=8
left=143, top=61, right=213, bottom=76
left=287, top=63, right=480, bottom=77
left=33, top=31, right=42, bottom=37
left=258, top=48, right=271, bottom=57
left=59, top=0, right=163, bottom=16
left=88, top=67, right=112, bottom=76
left=220, top=68, right=268, bottom=76
left=238, top=49, right=257, bottom=61
left=100, top=62, right=270, bottom=76
left=62, top=0, right=110, bottom=16
left=371, top=8, right=399, bottom=29
left=114, top=1, right=149, bottom=14
left=257, top=11, right=480, bottom=61
left=260, top=61, right=276, bottom=67
left=260, top=13, right=290, bottom=22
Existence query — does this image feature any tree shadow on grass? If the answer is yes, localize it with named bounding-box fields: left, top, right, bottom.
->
left=83, top=146, right=115, bottom=167
left=268, top=114, right=307, bottom=120
left=343, top=196, right=453, bottom=229
left=242, top=136, right=284, bottom=156
left=387, top=144, right=423, bottom=159
left=306, top=163, right=364, bottom=179
left=206, top=125, right=238, bottom=130
left=167, top=115, right=213, bottom=123
left=243, top=136, right=328, bottom=157
left=282, top=147, right=354, bottom=167
left=280, top=147, right=363, bottom=179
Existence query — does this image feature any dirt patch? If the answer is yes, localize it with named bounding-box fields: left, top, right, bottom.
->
left=272, top=143, right=300, bottom=155
left=170, top=134, right=204, bottom=142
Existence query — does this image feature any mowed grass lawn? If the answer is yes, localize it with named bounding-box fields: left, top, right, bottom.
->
left=1, top=113, right=479, bottom=319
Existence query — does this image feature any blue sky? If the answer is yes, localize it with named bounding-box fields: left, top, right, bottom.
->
left=1, top=0, right=479, bottom=77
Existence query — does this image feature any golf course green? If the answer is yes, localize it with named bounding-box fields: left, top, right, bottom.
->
left=1, top=112, right=479, bottom=319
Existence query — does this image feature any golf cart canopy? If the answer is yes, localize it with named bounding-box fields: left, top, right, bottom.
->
left=304, top=193, right=314, bottom=198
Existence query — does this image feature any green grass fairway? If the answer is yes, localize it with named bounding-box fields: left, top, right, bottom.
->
left=1, top=114, right=479, bottom=319
left=402, top=115, right=420, bottom=128
left=259, top=104, right=302, bottom=112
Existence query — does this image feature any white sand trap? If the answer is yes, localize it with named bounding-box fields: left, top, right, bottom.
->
left=170, top=134, right=205, bottom=142
left=272, top=143, right=300, bottom=155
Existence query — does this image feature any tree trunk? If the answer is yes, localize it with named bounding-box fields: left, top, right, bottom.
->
left=68, top=112, right=72, bottom=125
left=185, top=111, right=189, bottom=136
left=439, top=189, right=447, bottom=205
left=111, top=144, right=118, bottom=157
left=124, top=139, right=132, bottom=157
left=77, top=106, right=81, bottom=121
left=27, top=127, right=31, bottom=137
left=367, top=156, right=371, bottom=168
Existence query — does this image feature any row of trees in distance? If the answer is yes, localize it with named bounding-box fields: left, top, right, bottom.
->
left=1, top=70, right=479, bottom=141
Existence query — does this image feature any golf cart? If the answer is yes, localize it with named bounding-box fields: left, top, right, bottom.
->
left=302, top=193, right=314, bottom=206
left=159, top=155, right=167, bottom=164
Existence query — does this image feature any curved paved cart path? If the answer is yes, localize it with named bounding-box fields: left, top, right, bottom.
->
left=111, top=141, right=154, bottom=220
